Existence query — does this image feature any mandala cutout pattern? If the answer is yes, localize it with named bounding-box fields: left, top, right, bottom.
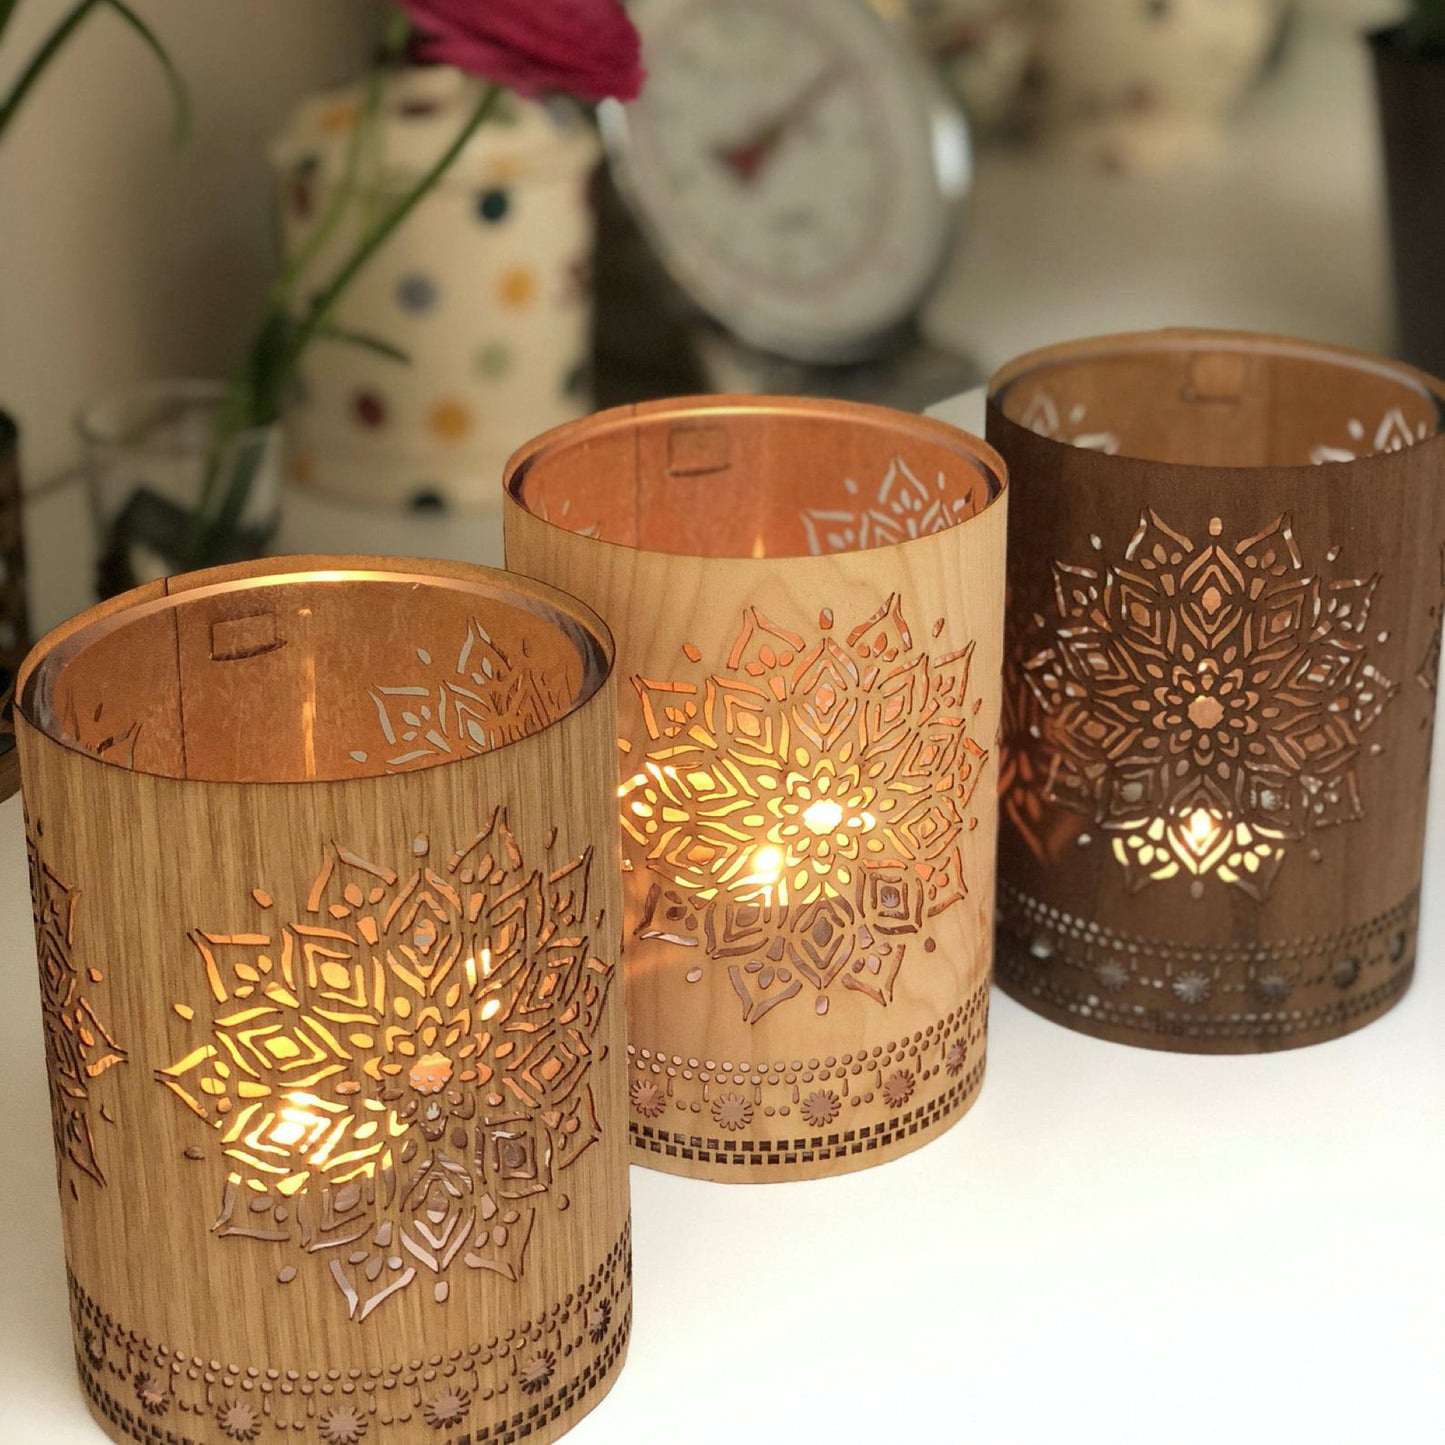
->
left=621, top=596, right=988, bottom=1023
left=1021, top=392, right=1431, bottom=468
left=29, top=817, right=126, bottom=1190
left=361, top=618, right=572, bottom=773
left=1017, top=392, right=1121, bottom=454
left=159, top=811, right=614, bottom=1321
left=1308, top=406, right=1429, bottom=464
left=1418, top=541, right=1444, bottom=749
left=799, top=455, right=981, bottom=555
left=1016, top=513, right=1395, bottom=898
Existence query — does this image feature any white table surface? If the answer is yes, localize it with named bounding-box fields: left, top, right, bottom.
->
left=2, top=710, right=1443, bottom=1445
left=6, top=16, right=1444, bottom=1445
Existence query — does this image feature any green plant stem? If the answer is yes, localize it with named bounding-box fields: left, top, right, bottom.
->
left=0, top=0, right=99, bottom=143
left=270, top=12, right=409, bottom=307
left=286, top=83, right=503, bottom=375
left=0, top=0, right=187, bottom=144
left=99, top=0, right=188, bottom=140
left=184, top=80, right=503, bottom=567
left=0, top=0, right=22, bottom=48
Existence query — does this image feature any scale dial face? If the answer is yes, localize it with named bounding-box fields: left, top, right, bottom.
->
left=602, top=0, right=969, bottom=364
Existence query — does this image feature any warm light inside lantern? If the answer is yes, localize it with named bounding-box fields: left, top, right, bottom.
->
left=463, top=949, right=493, bottom=989
left=803, top=799, right=845, bottom=834
left=747, top=846, right=785, bottom=888
left=1183, top=807, right=1220, bottom=858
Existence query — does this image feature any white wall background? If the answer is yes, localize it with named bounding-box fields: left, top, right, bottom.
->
left=0, top=0, right=385, bottom=483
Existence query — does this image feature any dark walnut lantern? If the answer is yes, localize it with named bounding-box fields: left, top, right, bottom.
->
left=989, top=330, right=1445, bottom=1052
left=15, top=556, right=630, bottom=1445
left=505, top=397, right=1007, bottom=1181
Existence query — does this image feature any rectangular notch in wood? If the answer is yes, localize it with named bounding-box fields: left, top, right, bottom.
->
left=1182, top=352, right=1249, bottom=404
left=210, top=611, right=284, bottom=662
left=667, top=423, right=732, bottom=477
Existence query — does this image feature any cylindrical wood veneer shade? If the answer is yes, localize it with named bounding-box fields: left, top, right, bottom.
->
left=989, top=330, right=1445, bottom=1052
left=504, top=397, right=1008, bottom=1181
left=15, top=556, right=630, bottom=1445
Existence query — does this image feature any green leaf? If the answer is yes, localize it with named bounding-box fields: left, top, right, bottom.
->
left=314, top=325, right=412, bottom=366
left=101, top=0, right=189, bottom=141
left=0, top=0, right=101, bottom=144
left=0, top=0, right=189, bottom=145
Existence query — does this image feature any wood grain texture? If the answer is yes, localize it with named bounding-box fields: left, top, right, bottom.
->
left=989, top=330, right=1445, bottom=1052
left=15, top=555, right=631, bottom=1445
left=504, top=397, right=1007, bottom=1182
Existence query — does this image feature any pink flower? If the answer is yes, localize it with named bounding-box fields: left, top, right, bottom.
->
left=402, top=0, right=644, bottom=103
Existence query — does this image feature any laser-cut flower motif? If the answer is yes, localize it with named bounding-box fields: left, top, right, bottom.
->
left=518, top=1349, right=556, bottom=1395
left=1172, top=971, right=1211, bottom=1005
left=319, top=1405, right=369, bottom=1444
left=629, top=1078, right=666, bottom=1119
left=801, top=1089, right=841, bottom=1128
left=28, top=818, right=126, bottom=1190
left=1096, top=961, right=1130, bottom=993
left=624, top=596, right=988, bottom=1024
left=1332, top=958, right=1361, bottom=990
left=1013, top=513, right=1395, bottom=899
left=799, top=455, right=982, bottom=555
left=881, top=1069, right=915, bottom=1108
left=944, top=1040, right=969, bottom=1076
left=134, top=1372, right=170, bottom=1416
left=217, top=1399, right=262, bottom=1441
left=159, top=811, right=614, bottom=1322
left=710, top=1092, right=753, bottom=1131
left=1254, top=970, right=1293, bottom=1003
left=1016, top=391, right=1122, bottom=454
left=364, top=617, right=573, bottom=773
left=422, top=1386, right=471, bottom=1428
left=586, top=1298, right=612, bottom=1344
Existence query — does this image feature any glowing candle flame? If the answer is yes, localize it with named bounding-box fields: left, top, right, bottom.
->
left=1186, top=807, right=1218, bottom=853
left=749, top=846, right=784, bottom=885
left=270, top=1092, right=326, bottom=1149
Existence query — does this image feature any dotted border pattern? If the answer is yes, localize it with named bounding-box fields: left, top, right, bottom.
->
left=630, top=1056, right=986, bottom=1169
left=627, top=974, right=989, bottom=1115
left=996, top=885, right=1418, bottom=1043
left=68, top=1223, right=631, bottom=1445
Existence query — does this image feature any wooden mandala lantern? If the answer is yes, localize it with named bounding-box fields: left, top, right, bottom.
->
left=989, top=330, right=1445, bottom=1052
left=15, top=556, right=630, bottom=1445
left=504, top=397, right=1007, bottom=1182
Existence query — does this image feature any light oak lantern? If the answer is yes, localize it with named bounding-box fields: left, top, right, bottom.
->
left=504, top=397, right=1008, bottom=1182
left=15, top=556, right=630, bottom=1445
left=989, top=330, right=1445, bottom=1052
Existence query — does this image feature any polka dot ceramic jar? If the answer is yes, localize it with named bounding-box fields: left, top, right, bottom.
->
left=271, top=67, right=600, bottom=511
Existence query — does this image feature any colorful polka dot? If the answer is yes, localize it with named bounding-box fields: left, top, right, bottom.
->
left=288, top=449, right=315, bottom=486
left=410, top=488, right=448, bottom=512
left=498, top=267, right=537, bottom=310
left=487, top=157, right=523, bottom=184
left=474, top=341, right=513, bottom=381
left=396, top=273, right=438, bottom=313
left=319, top=102, right=360, bottom=135
left=352, top=391, right=387, bottom=428
left=477, top=188, right=511, bottom=224
left=563, top=360, right=591, bottom=400
left=428, top=399, right=474, bottom=442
